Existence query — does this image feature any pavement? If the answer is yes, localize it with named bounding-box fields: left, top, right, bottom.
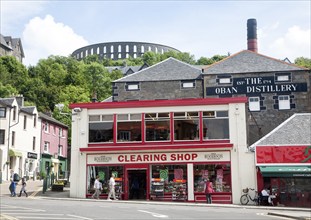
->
left=0, top=180, right=310, bottom=220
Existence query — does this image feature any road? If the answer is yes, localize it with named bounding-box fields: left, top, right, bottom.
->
left=0, top=197, right=283, bottom=220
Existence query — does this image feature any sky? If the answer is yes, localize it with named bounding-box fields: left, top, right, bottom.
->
left=1, top=0, right=310, bottom=66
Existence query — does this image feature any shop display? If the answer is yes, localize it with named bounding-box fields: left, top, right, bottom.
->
left=150, top=178, right=164, bottom=199
left=115, top=178, right=123, bottom=200
left=172, top=179, right=187, bottom=201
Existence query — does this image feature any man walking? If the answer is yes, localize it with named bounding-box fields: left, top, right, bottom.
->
left=91, top=176, right=101, bottom=199
left=107, top=173, right=118, bottom=200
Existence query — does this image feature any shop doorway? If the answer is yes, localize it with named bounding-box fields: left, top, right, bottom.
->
left=128, top=169, right=147, bottom=200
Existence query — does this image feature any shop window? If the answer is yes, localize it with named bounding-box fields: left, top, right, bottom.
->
left=145, top=112, right=170, bottom=142
left=89, top=114, right=114, bottom=143
left=193, top=164, right=231, bottom=193
left=203, top=111, right=229, bottom=140
left=117, top=113, right=142, bottom=142
left=276, top=74, right=290, bottom=82
left=151, top=164, right=187, bottom=194
left=87, top=165, right=124, bottom=196
left=174, top=112, right=199, bottom=141
left=249, top=97, right=260, bottom=111
left=279, top=95, right=290, bottom=110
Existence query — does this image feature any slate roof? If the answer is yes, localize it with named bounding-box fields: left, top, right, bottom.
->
left=0, top=34, right=12, bottom=50
left=38, top=112, right=68, bottom=128
left=0, top=98, right=15, bottom=106
left=249, top=113, right=311, bottom=151
left=114, top=57, right=202, bottom=82
left=203, top=50, right=308, bottom=75
left=20, top=106, right=36, bottom=115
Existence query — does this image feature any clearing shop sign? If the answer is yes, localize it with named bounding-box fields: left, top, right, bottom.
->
left=87, top=151, right=230, bottom=165
left=206, top=76, right=307, bottom=95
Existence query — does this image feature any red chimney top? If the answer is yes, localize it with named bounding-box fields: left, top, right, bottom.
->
left=247, top=18, right=258, bottom=53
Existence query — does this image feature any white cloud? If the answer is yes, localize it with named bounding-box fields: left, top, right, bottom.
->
left=267, top=26, right=311, bottom=61
left=22, top=15, right=88, bottom=66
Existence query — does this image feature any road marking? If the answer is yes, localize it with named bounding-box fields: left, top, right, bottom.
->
left=138, top=210, right=168, bottom=218
left=29, top=187, right=43, bottom=197
left=67, top=214, right=94, bottom=220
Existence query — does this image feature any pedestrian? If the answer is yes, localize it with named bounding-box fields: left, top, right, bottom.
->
left=9, top=179, right=16, bottom=197
left=18, top=178, right=28, bottom=197
left=107, top=173, right=118, bottom=200
left=91, top=175, right=101, bottom=199
left=204, top=178, right=214, bottom=204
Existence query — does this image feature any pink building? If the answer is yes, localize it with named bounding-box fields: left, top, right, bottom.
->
left=39, top=113, right=69, bottom=179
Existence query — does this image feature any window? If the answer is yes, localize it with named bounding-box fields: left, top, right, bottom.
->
left=58, top=145, right=63, bottom=156
left=13, top=106, right=16, bottom=120
left=110, top=45, right=114, bottom=53
left=0, top=129, right=4, bottom=144
left=33, top=137, right=36, bottom=151
left=0, top=107, right=6, bottom=118
left=193, top=164, right=231, bottom=193
left=277, top=75, right=289, bottom=82
left=59, top=128, right=63, bottom=137
left=103, top=46, right=106, bottom=53
left=174, top=112, right=199, bottom=141
left=181, top=81, right=195, bottom=88
left=44, top=141, right=50, bottom=153
left=202, top=111, right=229, bottom=140
left=117, top=114, right=142, bottom=142
left=133, top=45, right=137, bottom=52
left=89, top=114, right=114, bottom=143
left=279, top=95, right=290, bottom=110
left=12, top=131, right=15, bottom=146
left=126, top=45, right=129, bottom=52
left=44, top=122, right=49, bottom=133
left=126, top=83, right=140, bottom=91
left=249, top=97, right=260, bottom=111
left=145, top=113, right=170, bottom=141
left=141, top=45, right=144, bottom=53
left=33, top=115, right=37, bottom=127
left=151, top=164, right=187, bottom=193
left=219, top=78, right=231, bottom=84
left=118, top=45, right=121, bottom=52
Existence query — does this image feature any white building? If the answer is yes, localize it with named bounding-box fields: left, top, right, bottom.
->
left=69, top=97, right=256, bottom=204
left=0, top=96, right=40, bottom=181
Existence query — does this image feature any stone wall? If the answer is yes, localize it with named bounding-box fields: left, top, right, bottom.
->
left=204, top=71, right=311, bottom=145
left=113, top=80, right=203, bottom=101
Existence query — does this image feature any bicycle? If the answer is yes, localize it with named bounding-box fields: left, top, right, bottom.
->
left=240, top=188, right=259, bottom=205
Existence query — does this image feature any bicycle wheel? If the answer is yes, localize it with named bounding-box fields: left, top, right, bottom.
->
left=240, top=195, right=249, bottom=205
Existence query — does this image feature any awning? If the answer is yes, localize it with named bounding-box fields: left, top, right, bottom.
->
left=51, top=158, right=60, bottom=163
left=259, top=166, right=311, bottom=177
left=9, top=149, right=23, bottom=157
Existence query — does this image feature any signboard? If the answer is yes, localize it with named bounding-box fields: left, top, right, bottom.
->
left=206, top=77, right=308, bottom=96
left=256, top=145, right=311, bottom=164
left=87, top=151, right=230, bottom=165
left=27, top=152, right=37, bottom=159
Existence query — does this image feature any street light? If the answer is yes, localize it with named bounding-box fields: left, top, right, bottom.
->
left=55, top=103, right=71, bottom=116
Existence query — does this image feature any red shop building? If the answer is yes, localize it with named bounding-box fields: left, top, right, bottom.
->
left=69, top=98, right=256, bottom=204
left=252, top=113, right=311, bottom=208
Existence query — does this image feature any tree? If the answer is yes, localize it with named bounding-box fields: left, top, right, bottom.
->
left=295, top=57, right=311, bottom=69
